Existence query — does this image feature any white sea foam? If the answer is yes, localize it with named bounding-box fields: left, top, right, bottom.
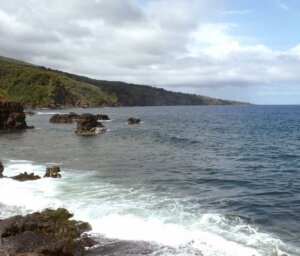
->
left=36, top=112, right=61, bottom=115
left=0, top=160, right=298, bottom=256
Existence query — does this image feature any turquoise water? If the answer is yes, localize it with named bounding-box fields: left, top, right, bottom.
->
left=0, top=106, right=299, bottom=255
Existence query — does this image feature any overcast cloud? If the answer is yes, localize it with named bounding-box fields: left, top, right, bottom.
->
left=0, top=0, right=300, bottom=104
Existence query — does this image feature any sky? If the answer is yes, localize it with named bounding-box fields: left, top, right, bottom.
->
left=0, top=0, right=300, bottom=104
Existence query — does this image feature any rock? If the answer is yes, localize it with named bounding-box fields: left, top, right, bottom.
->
left=0, top=160, right=3, bottom=178
left=80, top=233, right=97, bottom=248
left=68, top=112, right=80, bottom=121
left=44, top=166, right=61, bottom=178
left=48, top=103, right=57, bottom=109
left=0, top=100, right=33, bottom=130
left=0, top=208, right=93, bottom=256
left=49, top=112, right=80, bottom=124
left=75, top=114, right=106, bottom=135
left=94, top=114, right=110, bottom=121
left=128, top=117, right=141, bottom=124
left=24, top=111, right=35, bottom=116
left=11, top=172, right=41, bottom=182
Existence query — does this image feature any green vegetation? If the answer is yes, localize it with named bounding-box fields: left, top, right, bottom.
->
left=0, top=56, right=248, bottom=107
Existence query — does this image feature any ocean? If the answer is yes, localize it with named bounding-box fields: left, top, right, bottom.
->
left=0, top=105, right=299, bottom=256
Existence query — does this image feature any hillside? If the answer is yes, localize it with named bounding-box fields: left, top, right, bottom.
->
left=0, top=56, right=247, bottom=108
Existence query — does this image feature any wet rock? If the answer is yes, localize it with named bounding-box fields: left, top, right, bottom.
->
left=128, top=117, right=141, bottom=124
left=0, top=160, right=3, bottom=178
left=44, top=166, right=61, bottom=178
left=75, top=114, right=106, bottom=135
left=0, top=208, right=92, bottom=256
left=49, top=112, right=80, bottom=123
left=0, top=100, right=33, bottom=130
left=94, top=114, right=110, bottom=121
left=11, top=172, right=41, bottom=182
left=80, top=234, right=97, bottom=248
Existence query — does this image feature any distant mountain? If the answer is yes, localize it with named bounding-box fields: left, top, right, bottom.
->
left=0, top=56, right=248, bottom=108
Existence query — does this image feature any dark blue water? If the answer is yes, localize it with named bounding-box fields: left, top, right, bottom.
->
left=0, top=106, right=299, bottom=256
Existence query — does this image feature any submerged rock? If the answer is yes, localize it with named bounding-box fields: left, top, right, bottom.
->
left=11, top=172, right=41, bottom=182
left=75, top=113, right=106, bottom=135
left=0, top=100, right=33, bottom=130
left=0, top=208, right=93, bottom=256
left=44, top=166, right=61, bottom=178
left=128, top=117, right=141, bottom=124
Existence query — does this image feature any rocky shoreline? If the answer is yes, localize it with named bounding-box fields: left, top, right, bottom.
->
left=0, top=100, right=145, bottom=255
left=0, top=208, right=94, bottom=256
left=0, top=160, right=95, bottom=256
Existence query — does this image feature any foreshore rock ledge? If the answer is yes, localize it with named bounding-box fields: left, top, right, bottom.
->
left=0, top=208, right=93, bottom=256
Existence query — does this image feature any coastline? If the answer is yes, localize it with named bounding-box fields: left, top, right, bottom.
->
left=1, top=105, right=300, bottom=256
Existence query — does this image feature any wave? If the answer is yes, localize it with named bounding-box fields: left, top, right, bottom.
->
left=0, top=160, right=298, bottom=256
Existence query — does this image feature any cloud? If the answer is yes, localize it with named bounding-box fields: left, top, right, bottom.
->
left=276, top=0, right=289, bottom=11
left=220, top=9, right=252, bottom=16
left=0, top=0, right=300, bottom=103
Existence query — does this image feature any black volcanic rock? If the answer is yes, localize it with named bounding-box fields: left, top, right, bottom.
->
left=0, top=100, right=33, bottom=130
left=44, top=166, right=61, bottom=178
left=0, top=208, right=93, bottom=256
left=76, top=113, right=106, bottom=135
left=49, top=112, right=80, bottom=123
left=11, top=172, right=41, bottom=182
left=0, top=160, right=3, bottom=178
left=128, top=117, right=141, bottom=124
left=94, top=114, right=110, bottom=121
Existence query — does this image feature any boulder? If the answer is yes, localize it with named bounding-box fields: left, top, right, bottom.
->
left=0, top=208, right=93, bottom=256
left=0, top=100, right=33, bottom=130
left=44, top=166, right=61, bottom=178
left=11, top=172, right=41, bottom=182
left=0, top=160, right=3, bottom=178
left=75, top=114, right=106, bottom=135
left=128, top=117, right=141, bottom=125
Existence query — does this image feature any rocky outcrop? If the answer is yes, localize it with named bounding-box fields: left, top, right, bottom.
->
left=50, top=113, right=110, bottom=124
left=49, top=112, right=80, bottom=123
left=128, top=117, right=141, bottom=124
left=76, top=114, right=106, bottom=135
left=0, top=163, right=62, bottom=181
left=0, top=208, right=93, bottom=256
left=0, top=160, right=3, bottom=178
left=0, top=100, right=33, bottom=130
left=11, top=172, right=41, bottom=182
left=44, top=166, right=61, bottom=178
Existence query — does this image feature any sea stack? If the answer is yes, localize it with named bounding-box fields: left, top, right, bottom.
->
left=0, top=100, right=33, bottom=130
left=75, top=113, right=106, bottom=135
